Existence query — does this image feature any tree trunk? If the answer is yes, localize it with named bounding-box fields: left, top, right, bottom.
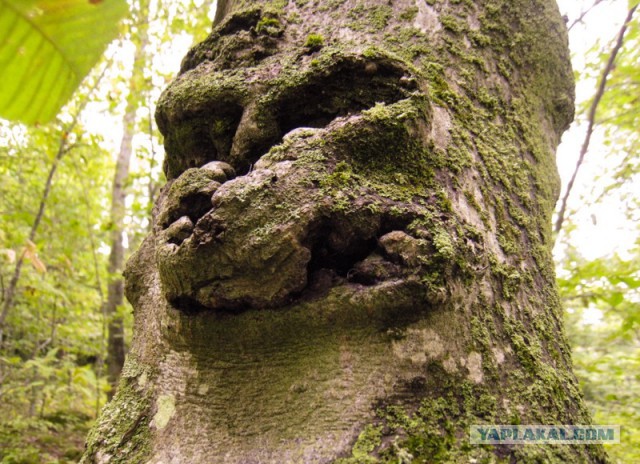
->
left=104, top=2, right=150, bottom=396
left=83, top=0, right=607, bottom=462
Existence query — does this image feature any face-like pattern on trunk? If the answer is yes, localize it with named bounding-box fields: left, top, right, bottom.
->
left=87, top=4, right=600, bottom=463
left=154, top=8, right=455, bottom=313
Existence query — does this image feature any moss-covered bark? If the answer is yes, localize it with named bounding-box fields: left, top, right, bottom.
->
left=83, top=0, right=607, bottom=462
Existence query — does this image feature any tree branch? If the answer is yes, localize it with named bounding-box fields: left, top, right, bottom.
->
left=554, top=4, right=638, bottom=235
left=213, top=0, right=230, bottom=25
left=568, top=0, right=605, bottom=32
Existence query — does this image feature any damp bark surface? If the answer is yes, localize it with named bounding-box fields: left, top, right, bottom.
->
left=83, top=1, right=608, bottom=463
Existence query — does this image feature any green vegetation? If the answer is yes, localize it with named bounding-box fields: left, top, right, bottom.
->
left=256, top=16, right=284, bottom=36
left=555, top=2, right=640, bottom=461
left=304, top=33, right=325, bottom=50
left=0, top=0, right=215, bottom=460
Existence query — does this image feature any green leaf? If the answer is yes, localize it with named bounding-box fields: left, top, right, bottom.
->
left=607, top=292, right=625, bottom=307
left=619, top=276, right=640, bottom=289
left=0, top=0, right=128, bottom=124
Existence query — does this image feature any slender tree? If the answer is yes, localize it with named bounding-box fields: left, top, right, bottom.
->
left=83, top=0, right=607, bottom=462
left=104, top=0, right=151, bottom=396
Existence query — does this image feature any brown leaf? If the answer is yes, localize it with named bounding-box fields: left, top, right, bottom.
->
left=23, top=240, right=47, bottom=274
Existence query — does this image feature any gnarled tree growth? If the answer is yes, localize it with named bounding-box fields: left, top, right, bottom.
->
left=83, top=0, right=607, bottom=462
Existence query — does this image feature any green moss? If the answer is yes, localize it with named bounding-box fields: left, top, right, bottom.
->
left=435, top=190, right=452, bottom=212
left=265, top=0, right=288, bottom=10
left=304, top=33, right=324, bottom=50
left=255, top=16, right=283, bottom=36
left=468, top=30, right=491, bottom=47
left=352, top=425, right=383, bottom=459
left=476, top=87, right=499, bottom=111
left=470, top=315, right=498, bottom=378
left=433, top=230, right=455, bottom=260
left=360, top=370, right=503, bottom=463
left=400, top=6, right=419, bottom=21
left=318, top=96, right=435, bottom=201
left=440, top=15, right=466, bottom=34
left=82, top=358, right=154, bottom=463
left=347, top=4, right=366, bottom=30
left=286, top=11, right=301, bottom=23
left=347, top=4, right=392, bottom=32
left=368, top=5, right=392, bottom=29
left=320, top=160, right=354, bottom=189
left=345, top=357, right=597, bottom=462
left=317, top=0, right=347, bottom=12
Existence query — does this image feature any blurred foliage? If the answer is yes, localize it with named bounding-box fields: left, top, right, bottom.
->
left=0, top=0, right=214, bottom=461
left=557, top=1, right=639, bottom=463
left=0, top=115, right=114, bottom=461
left=558, top=247, right=640, bottom=463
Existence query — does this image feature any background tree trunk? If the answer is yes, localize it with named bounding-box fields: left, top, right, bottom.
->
left=83, top=0, right=607, bottom=462
left=104, top=0, right=151, bottom=396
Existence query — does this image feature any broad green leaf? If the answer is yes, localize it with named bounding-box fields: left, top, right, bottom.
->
left=619, top=276, right=640, bottom=289
left=607, top=292, right=624, bottom=307
left=0, top=0, right=128, bottom=124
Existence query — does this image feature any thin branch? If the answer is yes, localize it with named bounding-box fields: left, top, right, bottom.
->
left=69, top=139, right=108, bottom=418
left=562, top=292, right=604, bottom=301
left=568, top=0, right=605, bottom=32
left=32, top=337, right=52, bottom=358
left=70, top=157, right=105, bottom=305
left=554, top=4, right=638, bottom=235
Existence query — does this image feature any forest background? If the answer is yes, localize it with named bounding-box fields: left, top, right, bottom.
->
left=0, top=0, right=637, bottom=462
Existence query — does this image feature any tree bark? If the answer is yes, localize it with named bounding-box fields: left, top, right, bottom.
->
left=83, top=0, right=607, bottom=462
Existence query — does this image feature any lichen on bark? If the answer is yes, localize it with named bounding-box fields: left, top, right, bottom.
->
left=82, top=1, right=607, bottom=463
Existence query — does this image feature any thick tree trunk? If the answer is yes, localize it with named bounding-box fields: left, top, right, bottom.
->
left=83, top=0, right=607, bottom=462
